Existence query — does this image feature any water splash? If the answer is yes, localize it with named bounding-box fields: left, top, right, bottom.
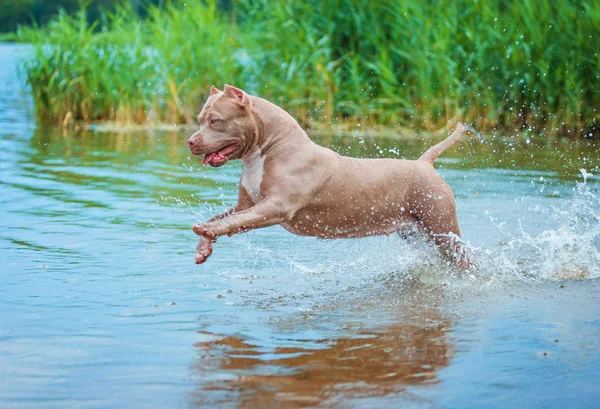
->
left=476, top=169, right=599, bottom=281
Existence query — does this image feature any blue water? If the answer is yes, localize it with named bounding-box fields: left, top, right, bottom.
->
left=1, top=43, right=600, bottom=409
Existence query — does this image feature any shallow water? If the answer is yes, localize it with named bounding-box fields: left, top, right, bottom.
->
left=1, top=43, right=600, bottom=408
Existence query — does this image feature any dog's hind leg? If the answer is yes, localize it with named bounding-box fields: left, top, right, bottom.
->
left=411, top=183, right=470, bottom=269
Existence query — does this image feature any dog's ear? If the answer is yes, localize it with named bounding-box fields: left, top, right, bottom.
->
left=210, top=85, right=221, bottom=96
left=223, top=84, right=249, bottom=105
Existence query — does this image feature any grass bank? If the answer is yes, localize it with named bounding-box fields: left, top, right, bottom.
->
left=0, top=32, right=16, bottom=42
left=17, top=0, right=600, bottom=138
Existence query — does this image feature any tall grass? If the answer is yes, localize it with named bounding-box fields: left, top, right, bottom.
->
left=18, top=1, right=239, bottom=124
left=18, top=0, right=600, bottom=137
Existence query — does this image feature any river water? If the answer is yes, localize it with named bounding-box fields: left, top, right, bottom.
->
left=1, top=44, right=600, bottom=408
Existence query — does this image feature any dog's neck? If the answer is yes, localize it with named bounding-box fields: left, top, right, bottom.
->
left=247, top=96, right=311, bottom=158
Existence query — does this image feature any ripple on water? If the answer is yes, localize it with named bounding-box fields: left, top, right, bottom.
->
left=2, top=42, right=600, bottom=409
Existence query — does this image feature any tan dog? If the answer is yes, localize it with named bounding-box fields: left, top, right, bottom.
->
left=188, top=85, right=469, bottom=268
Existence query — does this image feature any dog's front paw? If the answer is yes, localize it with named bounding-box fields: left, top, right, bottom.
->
left=192, top=224, right=217, bottom=241
left=194, top=235, right=213, bottom=264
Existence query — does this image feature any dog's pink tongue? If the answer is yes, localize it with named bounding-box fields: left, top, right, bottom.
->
left=202, top=144, right=238, bottom=166
left=205, top=151, right=232, bottom=166
left=202, top=153, right=216, bottom=165
left=202, top=152, right=223, bottom=166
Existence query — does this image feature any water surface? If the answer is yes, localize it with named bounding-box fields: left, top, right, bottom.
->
left=1, top=44, right=600, bottom=409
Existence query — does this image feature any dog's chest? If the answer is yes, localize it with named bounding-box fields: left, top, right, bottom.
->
left=241, top=151, right=265, bottom=204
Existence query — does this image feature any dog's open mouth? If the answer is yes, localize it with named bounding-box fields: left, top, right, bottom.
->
left=201, top=143, right=239, bottom=167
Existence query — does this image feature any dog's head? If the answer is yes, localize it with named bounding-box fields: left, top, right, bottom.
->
left=187, top=85, right=257, bottom=167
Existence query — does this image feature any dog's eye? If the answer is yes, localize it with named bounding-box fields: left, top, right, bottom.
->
left=210, top=119, right=220, bottom=125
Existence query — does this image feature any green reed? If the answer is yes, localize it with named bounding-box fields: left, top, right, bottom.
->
left=18, top=1, right=239, bottom=124
left=17, top=0, right=600, bottom=137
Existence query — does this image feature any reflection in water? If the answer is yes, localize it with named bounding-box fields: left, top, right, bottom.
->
left=191, top=309, right=451, bottom=408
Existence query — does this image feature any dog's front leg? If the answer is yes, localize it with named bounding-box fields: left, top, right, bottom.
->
left=195, top=197, right=293, bottom=238
left=193, top=198, right=294, bottom=264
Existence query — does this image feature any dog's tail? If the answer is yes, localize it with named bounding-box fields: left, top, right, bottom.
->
left=418, top=122, right=466, bottom=164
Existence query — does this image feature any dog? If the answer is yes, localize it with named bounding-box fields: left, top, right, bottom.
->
left=188, top=85, right=469, bottom=268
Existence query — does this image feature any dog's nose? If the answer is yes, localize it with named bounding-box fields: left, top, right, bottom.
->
left=187, top=138, right=196, bottom=147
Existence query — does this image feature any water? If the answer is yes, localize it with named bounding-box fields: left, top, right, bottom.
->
left=1, top=43, right=600, bottom=408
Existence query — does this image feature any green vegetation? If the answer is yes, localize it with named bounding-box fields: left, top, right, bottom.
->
left=0, top=32, right=17, bottom=42
left=19, top=2, right=238, bottom=123
left=16, top=0, right=600, bottom=137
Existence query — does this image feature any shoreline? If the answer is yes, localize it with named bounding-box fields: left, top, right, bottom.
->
left=72, top=120, right=576, bottom=143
